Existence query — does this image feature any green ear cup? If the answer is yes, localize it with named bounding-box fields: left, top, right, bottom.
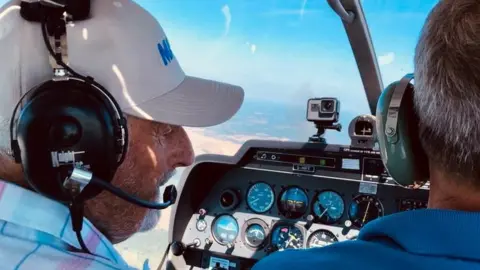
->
left=376, top=74, right=429, bottom=187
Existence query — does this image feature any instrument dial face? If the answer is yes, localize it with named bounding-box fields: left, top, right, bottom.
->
left=313, top=191, right=344, bottom=224
left=244, top=224, right=266, bottom=248
left=247, top=182, right=275, bottom=213
left=307, top=230, right=338, bottom=248
left=278, top=187, right=309, bottom=219
left=348, top=195, right=384, bottom=228
left=196, top=219, right=207, bottom=231
left=271, top=224, right=304, bottom=250
left=212, top=215, right=239, bottom=245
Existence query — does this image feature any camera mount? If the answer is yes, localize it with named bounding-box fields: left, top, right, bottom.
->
left=308, top=121, right=342, bottom=143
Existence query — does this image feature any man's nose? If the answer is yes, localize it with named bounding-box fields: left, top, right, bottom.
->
left=167, top=127, right=194, bottom=168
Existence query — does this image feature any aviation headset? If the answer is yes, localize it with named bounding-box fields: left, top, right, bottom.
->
left=13, top=1, right=128, bottom=204
left=12, top=0, right=177, bottom=254
left=376, top=73, right=429, bottom=188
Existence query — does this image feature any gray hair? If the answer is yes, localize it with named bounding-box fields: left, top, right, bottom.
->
left=414, top=0, right=480, bottom=182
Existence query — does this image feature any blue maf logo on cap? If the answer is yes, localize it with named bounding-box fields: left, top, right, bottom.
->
left=157, top=38, right=174, bottom=66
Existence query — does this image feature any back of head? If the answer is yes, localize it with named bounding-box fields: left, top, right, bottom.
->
left=414, top=0, right=480, bottom=186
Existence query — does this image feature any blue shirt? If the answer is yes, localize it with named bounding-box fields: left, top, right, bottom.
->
left=253, top=209, right=480, bottom=269
left=0, top=179, right=142, bottom=270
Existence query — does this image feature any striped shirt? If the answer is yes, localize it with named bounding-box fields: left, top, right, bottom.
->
left=0, top=179, right=142, bottom=270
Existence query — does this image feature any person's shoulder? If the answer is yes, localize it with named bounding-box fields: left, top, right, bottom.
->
left=252, top=240, right=383, bottom=270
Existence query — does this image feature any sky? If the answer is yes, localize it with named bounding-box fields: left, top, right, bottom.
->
left=0, top=0, right=439, bottom=269
left=135, top=0, right=438, bottom=114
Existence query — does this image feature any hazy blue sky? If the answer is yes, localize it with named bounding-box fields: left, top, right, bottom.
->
left=136, top=0, right=439, bottom=115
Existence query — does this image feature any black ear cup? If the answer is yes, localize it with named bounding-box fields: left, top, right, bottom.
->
left=11, top=79, right=127, bottom=202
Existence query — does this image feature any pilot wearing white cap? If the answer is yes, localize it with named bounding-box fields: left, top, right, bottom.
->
left=0, top=0, right=244, bottom=269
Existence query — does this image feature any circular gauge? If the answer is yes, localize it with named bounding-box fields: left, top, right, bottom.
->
left=307, top=230, right=338, bottom=248
left=247, top=182, right=275, bottom=213
left=241, top=218, right=269, bottom=250
left=278, top=187, right=308, bottom=219
left=271, top=224, right=304, bottom=250
left=312, top=191, right=344, bottom=224
left=212, top=215, right=239, bottom=245
left=348, top=195, right=384, bottom=228
left=196, top=219, right=207, bottom=231
left=245, top=224, right=266, bottom=248
left=220, top=189, right=239, bottom=210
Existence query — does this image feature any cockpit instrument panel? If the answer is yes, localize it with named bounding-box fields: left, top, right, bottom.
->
left=163, top=139, right=429, bottom=270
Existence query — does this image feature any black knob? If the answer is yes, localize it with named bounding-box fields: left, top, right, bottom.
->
left=171, top=241, right=185, bottom=256
left=171, top=240, right=201, bottom=256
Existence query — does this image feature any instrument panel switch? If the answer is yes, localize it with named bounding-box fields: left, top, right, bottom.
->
left=305, top=214, right=314, bottom=229
left=199, top=208, right=207, bottom=218
left=205, top=238, right=213, bottom=245
left=192, top=238, right=201, bottom=247
left=344, top=220, right=352, bottom=228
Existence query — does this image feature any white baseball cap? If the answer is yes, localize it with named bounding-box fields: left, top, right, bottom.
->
left=0, top=0, right=244, bottom=127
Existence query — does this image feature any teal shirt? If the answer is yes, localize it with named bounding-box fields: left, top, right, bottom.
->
left=253, top=209, right=480, bottom=269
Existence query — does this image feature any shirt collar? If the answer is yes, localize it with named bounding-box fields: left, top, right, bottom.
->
left=0, top=179, right=128, bottom=266
left=359, top=209, right=480, bottom=261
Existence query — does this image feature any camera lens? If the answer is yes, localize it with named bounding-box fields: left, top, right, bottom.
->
left=321, top=100, right=334, bottom=112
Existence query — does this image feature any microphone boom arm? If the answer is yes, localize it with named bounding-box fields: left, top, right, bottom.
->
left=66, top=167, right=177, bottom=209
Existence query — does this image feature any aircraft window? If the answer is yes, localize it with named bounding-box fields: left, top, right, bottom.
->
left=362, top=1, right=439, bottom=85
left=114, top=1, right=436, bottom=270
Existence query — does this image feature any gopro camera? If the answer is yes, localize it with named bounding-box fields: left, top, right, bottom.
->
left=306, top=98, right=340, bottom=123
